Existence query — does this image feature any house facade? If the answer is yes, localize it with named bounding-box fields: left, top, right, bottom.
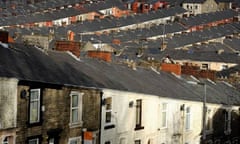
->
left=182, top=0, right=218, bottom=15
left=100, top=86, right=240, bottom=144
left=16, top=81, right=101, bottom=144
left=0, top=78, right=102, bottom=144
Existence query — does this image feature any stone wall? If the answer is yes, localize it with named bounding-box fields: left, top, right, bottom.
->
left=16, top=84, right=101, bottom=144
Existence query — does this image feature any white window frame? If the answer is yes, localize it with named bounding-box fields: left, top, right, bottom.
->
left=201, top=63, right=209, bottom=70
left=105, top=97, right=112, bottom=124
left=2, top=136, right=9, bottom=144
left=224, top=110, right=231, bottom=135
left=68, top=136, right=81, bottom=144
left=205, top=108, right=213, bottom=133
left=161, top=103, right=167, bottom=128
left=185, top=106, right=191, bottom=130
left=29, top=89, right=41, bottom=124
left=28, top=138, right=39, bottom=144
left=70, top=91, right=83, bottom=127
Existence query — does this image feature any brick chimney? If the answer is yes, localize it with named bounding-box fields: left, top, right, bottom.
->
left=160, top=63, right=181, bottom=75
left=181, top=64, right=216, bottom=81
left=87, top=51, right=112, bottom=62
left=55, top=40, right=81, bottom=57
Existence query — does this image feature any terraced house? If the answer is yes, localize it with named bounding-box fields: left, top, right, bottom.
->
left=0, top=42, right=240, bottom=144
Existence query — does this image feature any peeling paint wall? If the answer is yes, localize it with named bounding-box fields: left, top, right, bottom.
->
left=0, top=78, right=18, bottom=129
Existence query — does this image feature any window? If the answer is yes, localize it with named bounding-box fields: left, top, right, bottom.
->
left=135, top=99, right=144, bottom=130
left=105, top=141, right=111, bottom=144
left=222, top=65, right=228, bottom=70
left=29, top=89, right=41, bottom=124
left=48, top=138, right=54, bottom=144
left=70, top=91, right=83, bottom=126
left=135, top=140, right=141, bottom=144
left=68, top=137, right=81, bottom=144
left=105, top=97, right=112, bottom=123
left=195, top=5, right=198, bottom=9
left=206, top=108, right=212, bottom=131
left=161, top=103, right=167, bottom=128
left=185, top=106, right=191, bottom=130
left=106, top=112, right=111, bottom=123
left=28, top=138, right=39, bottom=144
left=2, top=137, right=9, bottom=144
left=201, top=64, right=209, bottom=70
left=224, top=110, right=231, bottom=135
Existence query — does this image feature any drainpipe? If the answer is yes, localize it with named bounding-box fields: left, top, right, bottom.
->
left=99, top=91, right=104, bottom=144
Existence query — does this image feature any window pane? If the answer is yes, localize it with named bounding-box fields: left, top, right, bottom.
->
left=29, top=139, right=38, bottom=144
left=136, top=100, right=142, bottom=127
left=31, top=90, right=39, bottom=100
left=72, top=95, right=79, bottom=107
left=186, top=107, right=191, bottom=130
left=70, top=140, right=78, bottom=144
left=135, top=140, right=141, bottom=144
left=162, top=112, right=166, bottom=127
left=49, top=138, right=54, bottom=144
left=3, top=137, right=8, bottom=144
left=30, top=101, right=39, bottom=123
left=161, top=103, right=167, bottom=127
left=72, top=109, right=79, bottom=123
left=106, top=112, right=111, bottom=123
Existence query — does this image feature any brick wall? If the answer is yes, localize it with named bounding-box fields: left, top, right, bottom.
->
left=182, top=65, right=216, bottom=81
left=160, top=63, right=181, bottom=75
left=55, top=41, right=81, bottom=57
left=87, top=51, right=112, bottom=62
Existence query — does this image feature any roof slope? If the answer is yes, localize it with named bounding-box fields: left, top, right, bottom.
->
left=1, top=43, right=240, bottom=105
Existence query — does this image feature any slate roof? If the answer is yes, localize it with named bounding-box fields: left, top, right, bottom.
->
left=166, top=23, right=240, bottom=49
left=180, top=9, right=238, bottom=28
left=223, top=37, right=240, bottom=51
left=0, top=43, right=240, bottom=105
left=0, top=0, right=127, bottom=27
left=148, top=49, right=240, bottom=63
left=217, top=64, right=240, bottom=77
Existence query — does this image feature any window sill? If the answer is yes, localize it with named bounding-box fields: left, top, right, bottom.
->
left=69, top=121, right=83, bottom=128
left=134, top=126, right=144, bottom=131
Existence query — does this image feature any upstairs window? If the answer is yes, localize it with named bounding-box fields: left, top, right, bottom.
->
left=206, top=108, right=213, bottom=132
left=28, top=138, right=39, bottom=144
left=185, top=106, right=191, bottom=130
left=224, top=110, right=231, bottom=135
left=29, top=89, right=41, bottom=124
left=68, top=137, right=81, bottom=144
left=2, top=137, right=9, bottom=144
left=201, top=63, right=209, bottom=70
left=70, top=91, right=83, bottom=126
left=161, top=103, right=167, bottom=128
left=135, top=140, right=141, bottom=144
left=135, top=99, right=144, bottom=130
left=105, top=97, right=112, bottom=123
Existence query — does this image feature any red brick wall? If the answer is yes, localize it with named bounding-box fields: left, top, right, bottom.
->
left=181, top=65, right=216, bottom=81
left=55, top=41, right=81, bottom=57
left=87, top=51, right=112, bottom=62
left=160, top=63, right=181, bottom=75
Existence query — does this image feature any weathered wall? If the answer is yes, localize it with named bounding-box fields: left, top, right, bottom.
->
left=16, top=84, right=101, bottom=144
left=0, top=78, right=18, bottom=129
